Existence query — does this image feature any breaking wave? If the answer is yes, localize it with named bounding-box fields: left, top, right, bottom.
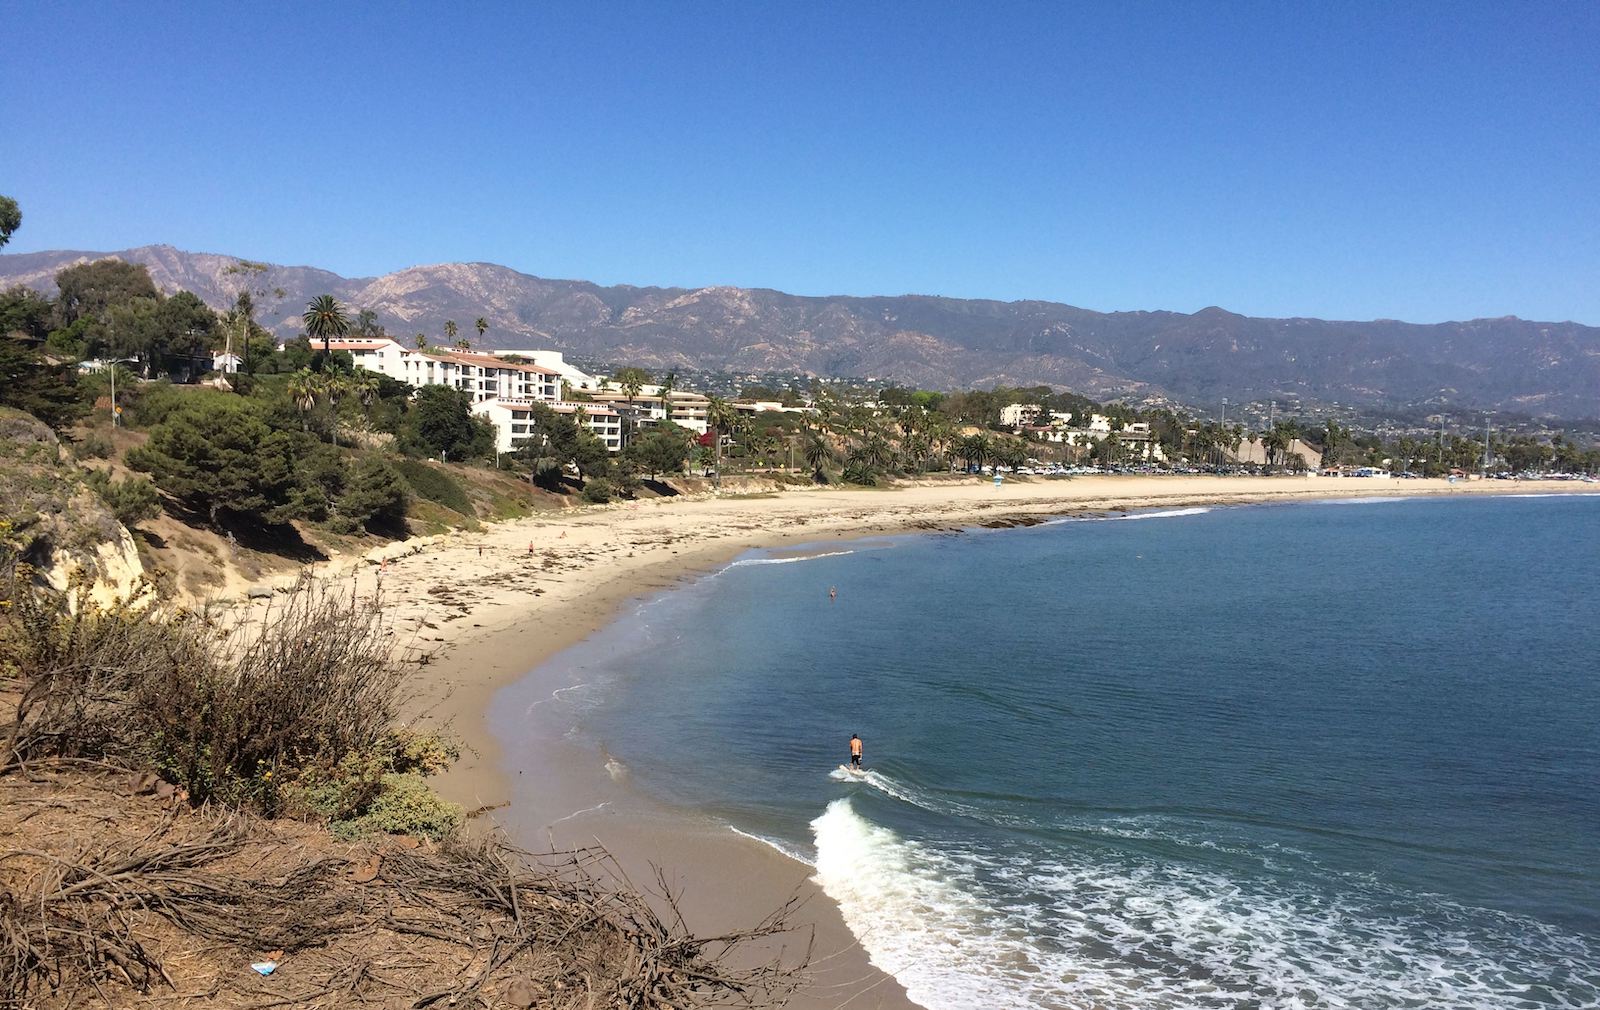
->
left=810, top=799, right=1599, bottom=1010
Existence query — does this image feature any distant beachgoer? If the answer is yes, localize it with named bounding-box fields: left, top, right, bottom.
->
left=477, top=545, right=483, bottom=557
left=829, top=586, right=837, bottom=603
left=528, top=541, right=535, bottom=555
left=849, top=734, right=863, bottom=769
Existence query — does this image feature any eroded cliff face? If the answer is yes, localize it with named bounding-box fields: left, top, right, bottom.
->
left=0, top=409, right=145, bottom=609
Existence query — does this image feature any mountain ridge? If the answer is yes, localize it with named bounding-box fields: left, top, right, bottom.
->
left=4, top=244, right=1597, bottom=418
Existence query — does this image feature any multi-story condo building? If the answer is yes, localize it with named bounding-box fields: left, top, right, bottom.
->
left=472, top=399, right=624, bottom=454
left=315, top=337, right=622, bottom=451
left=583, top=387, right=711, bottom=435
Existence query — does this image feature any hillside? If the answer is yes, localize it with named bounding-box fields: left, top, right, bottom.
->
left=5, top=245, right=1598, bottom=418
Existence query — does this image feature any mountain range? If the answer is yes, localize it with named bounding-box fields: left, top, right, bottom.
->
left=3, top=245, right=1597, bottom=419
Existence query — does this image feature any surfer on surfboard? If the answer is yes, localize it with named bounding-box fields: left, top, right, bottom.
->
left=849, top=733, right=863, bottom=770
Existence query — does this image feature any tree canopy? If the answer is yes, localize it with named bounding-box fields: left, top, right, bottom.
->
left=55, top=260, right=160, bottom=327
left=622, top=424, right=693, bottom=479
left=0, top=195, right=19, bottom=248
left=0, top=286, right=54, bottom=341
left=514, top=404, right=611, bottom=485
left=0, top=340, right=87, bottom=432
left=402, top=386, right=492, bottom=461
left=126, top=397, right=298, bottom=522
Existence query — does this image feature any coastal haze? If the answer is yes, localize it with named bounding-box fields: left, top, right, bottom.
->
left=5, top=245, right=1600, bottom=418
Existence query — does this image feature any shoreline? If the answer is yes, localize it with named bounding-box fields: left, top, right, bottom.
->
left=371, top=475, right=1595, bottom=1009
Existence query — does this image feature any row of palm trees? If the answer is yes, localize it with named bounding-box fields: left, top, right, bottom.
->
left=305, top=293, right=492, bottom=356
left=413, top=316, right=489, bottom=352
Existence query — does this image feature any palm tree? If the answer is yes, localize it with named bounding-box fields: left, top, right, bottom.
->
left=926, top=414, right=955, bottom=470
left=353, top=371, right=379, bottom=419
left=616, top=368, right=646, bottom=447
left=958, top=433, right=994, bottom=471
left=287, top=368, right=320, bottom=431
left=658, top=371, right=677, bottom=422
left=803, top=432, right=834, bottom=482
left=862, top=434, right=894, bottom=471
left=323, top=374, right=351, bottom=446
left=444, top=320, right=459, bottom=347
left=414, top=333, right=428, bottom=350
left=303, top=295, right=350, bottom=362
left=475, top=317, right=488, bottom=344
left=706, top=395, right=735, bottom=477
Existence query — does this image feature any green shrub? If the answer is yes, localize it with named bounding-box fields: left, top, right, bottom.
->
left=330, top=773, right=463, bottom=840
left=125, top=381, right=200, bottom=428
left=130, top=580, right=405, bottom=812
left=75, top=433, right=113, bottom=459
left=392, top=459, right=472, bottom=515
left=331, top=457, right=409, bottom=533
left=82, top=470, right=162, bottom=527
left=581, top=477, right=615, bottom=504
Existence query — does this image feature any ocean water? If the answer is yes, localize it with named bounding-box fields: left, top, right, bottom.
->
left=518, top=495, right=1600, bottom=1009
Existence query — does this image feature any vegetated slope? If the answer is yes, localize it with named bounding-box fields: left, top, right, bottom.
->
left=4, top=246, right=1597, bottom=417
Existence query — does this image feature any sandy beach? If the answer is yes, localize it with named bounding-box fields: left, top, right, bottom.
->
left=320, top=474, right=1594, bottom=1009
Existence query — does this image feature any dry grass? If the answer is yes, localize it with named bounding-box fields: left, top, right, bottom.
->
left=0, top=770, right=807, bottom=1009
left=1, top=574, right=411, bottom=812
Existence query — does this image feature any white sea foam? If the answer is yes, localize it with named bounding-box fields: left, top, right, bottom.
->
left=829, top=769, right=1282, bottom=863
left=524, top=681, right=592, bottom=714
left=810, top=799, right=1600, bottom=1010
left=547, top=801, right=610, bottom=828
left=827, top=767, right=980, bottom=818
left=1040, top=506, right=1212, bottom=526
left=728, top=825, right=814, bottom=866
left=723, top=549, right=857, bottom=570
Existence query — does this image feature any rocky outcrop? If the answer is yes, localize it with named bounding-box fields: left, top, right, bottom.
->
left=0, top=409, right=146, bottom=608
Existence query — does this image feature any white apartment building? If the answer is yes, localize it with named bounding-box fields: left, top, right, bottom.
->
left=324, top=339, right=562, bottom=402
left=584, top=388, right=711, bottom=435
left=489, top=350, right=603, bottom=393
left=317, top=337, right=622, bottom=451
left=472, top=399, right=624, bottom=454
left=1000, top=403, right=1043, bottom=427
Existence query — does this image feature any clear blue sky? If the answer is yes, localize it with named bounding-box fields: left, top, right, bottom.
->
left=4, top=3, right=1597, bottom=323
